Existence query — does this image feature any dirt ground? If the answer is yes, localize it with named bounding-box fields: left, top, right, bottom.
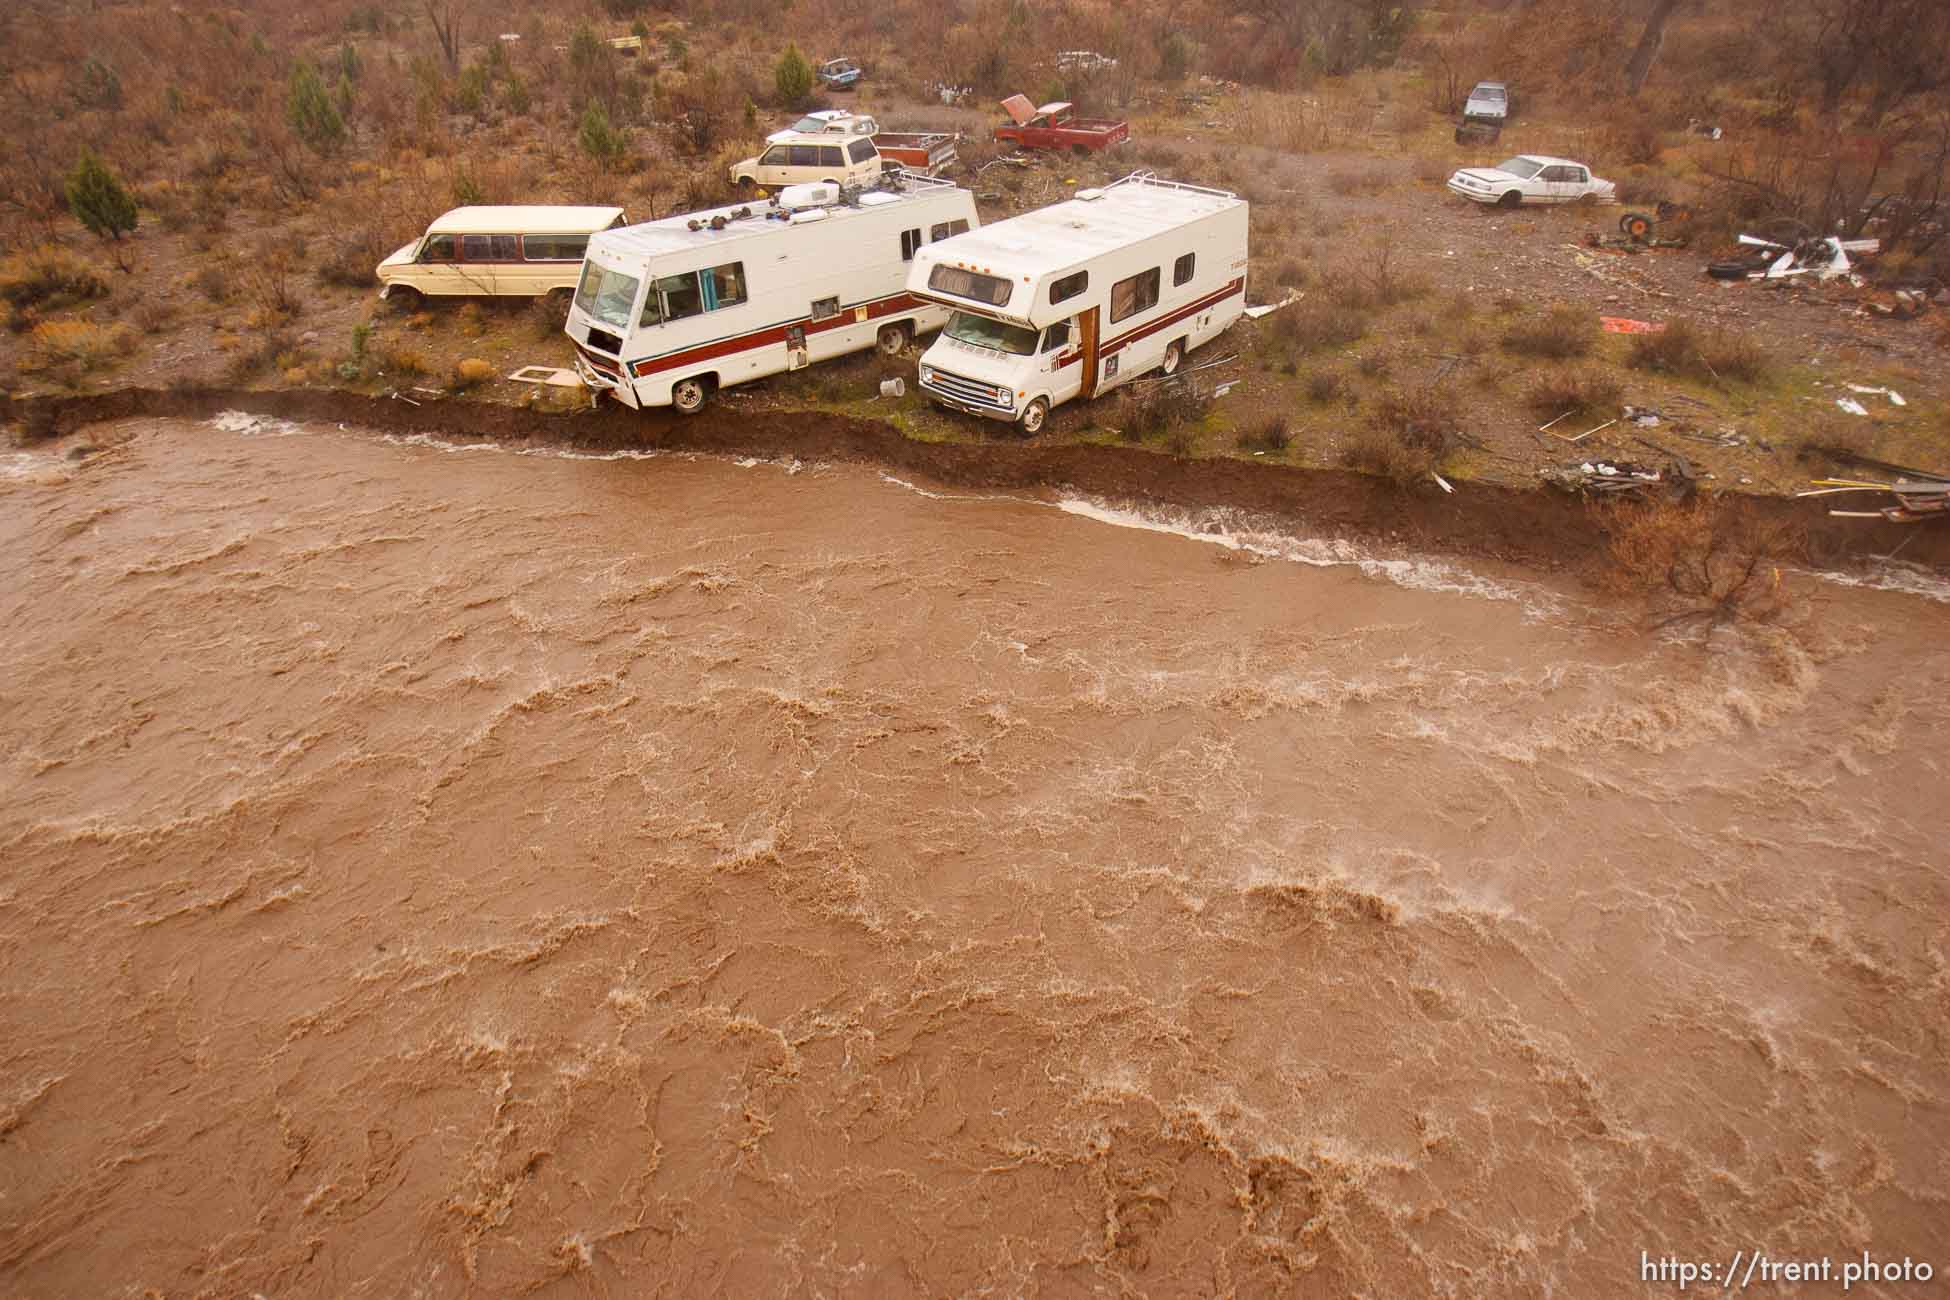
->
left=6, top=77, right=1948, bottom=523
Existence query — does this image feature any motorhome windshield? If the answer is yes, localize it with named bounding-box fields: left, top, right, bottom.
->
left=574, top=261, right=640, bottom=331
left=927, top=264, right=1013, bottom=308
left=944, top=311, right=1038, bottom=356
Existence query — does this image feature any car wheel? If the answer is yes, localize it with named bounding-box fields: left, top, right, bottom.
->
left=1706, top=261, right=1755, bottom=281
left=1498, top=190, right=1523, bottom=209
left=671, top=377, right=710, bottom=414
left=385, top=285, right=425, bottom=312
left=1072, top=143, right=1090, bottom=158
left=1577, top=191, right=1600, bottom=206
left=1159, top=340, right=1183, bottom=377
left=1018, top=397, right=1049, bottom=436
left=875, top=322, right=909, bottom=356
left=1619, top=212, right=1654, bottom=239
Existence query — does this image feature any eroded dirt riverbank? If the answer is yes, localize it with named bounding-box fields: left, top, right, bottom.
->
left=9, top=385, right=1948, bottom=575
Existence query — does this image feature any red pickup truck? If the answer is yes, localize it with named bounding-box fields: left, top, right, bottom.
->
left=994, top=95, right=1129, bottom=154
left=873, top=131, right=959, bottom=177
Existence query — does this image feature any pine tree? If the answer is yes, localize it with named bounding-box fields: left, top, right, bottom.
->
left=578, top=101, right=624, bottom=170
left=65, top=148, right=138, bottom=242
left=286, top=60, right=346, bottom=154
left=774, top=43, right=813, bottom=109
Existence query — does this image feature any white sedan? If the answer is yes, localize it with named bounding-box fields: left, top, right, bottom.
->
left=1446, top=155, right=1617, bottom=208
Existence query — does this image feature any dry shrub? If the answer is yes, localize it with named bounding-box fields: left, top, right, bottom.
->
left=1273, top=259, right=1309, bottom=288
left=1273, top=299, right=1370, bottom=350
left=1307, top=369, right=1346, bottom=403
left=1598, top=495, right=1801, bottom=628
left=1235, top=414, right=1292, bottom=452
left=195, top=264, right=233, bottom=303
left=1412, top=153, right=1452, bottom=185
left=456, top=302, right=487, bottom=337
left=1627, top=319, right=1771, bottom=384
left=1356, top=348, right=1391, bottom=378
left=315, top=237, right=379, bottom=288
left=376, top=343, right=430, bottom=376
left=132, top=297, right=180, bottom=334
left=1502, top=303, right=1596, bottom=358
left=1327, top=165, right=1389, bottom=196
left=1117, top=379, right=1212, bottom=441
left=1, top=246, right=110, bottom=313
left=1340, top=427, right=1438, bottom=485
left=1370, top=382, right=1460, bottom=453
left=531, top=289, right=572, bottom=339
left=26, top=320, right=130, bottom=374
left=1525, top=368, right=1623, bottom=416
left=452, top=357, right=495, bottom=390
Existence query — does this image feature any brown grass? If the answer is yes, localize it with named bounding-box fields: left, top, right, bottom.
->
left=1235, top=414, right=1292, bottom=453
left=1501, top=303, right=1596, bottom=359
left=1524, top=368, right=1623, bottom=416
left=25, top=320, right=129, bottom=374
left=1369, top=382, right=1460, bottom=453
left=1340, top=427, right=1439, bottom=485
left=1627, top=319, right=1772, bottom=384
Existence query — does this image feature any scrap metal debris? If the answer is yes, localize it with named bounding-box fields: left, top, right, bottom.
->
left=1243, top=293, right=1300, bottom=319
left=1710, top=232, right=1880, bottom=282
left=1802, top=457, right=1950, bottom=523
left=1601, top=316, right=1663, bottom=334
left=1845, top=384, right=1906, bottom=406
left=507, top=365, right=583, bottom=388
left=1539, top=458, right=1674, bottom=497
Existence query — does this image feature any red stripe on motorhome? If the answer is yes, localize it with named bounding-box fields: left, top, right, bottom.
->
left=627, top=293, right=926, bottom=379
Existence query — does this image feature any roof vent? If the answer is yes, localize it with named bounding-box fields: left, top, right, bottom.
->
left=1075, top=187, right=1105, bottom=200
left=788, top=208, right=830, bottom=225
left=778, top=181, right=840, bottom=210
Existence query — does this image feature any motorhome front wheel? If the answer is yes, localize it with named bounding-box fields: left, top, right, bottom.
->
left=1018, top=398, right=1048, bottom=435
left=671, top=377, right=710, bottom=414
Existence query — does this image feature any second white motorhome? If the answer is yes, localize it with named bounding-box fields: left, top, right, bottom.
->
left=566, top=176, right=978, bottom=413
left=907, top=173, right=1247, bottom=434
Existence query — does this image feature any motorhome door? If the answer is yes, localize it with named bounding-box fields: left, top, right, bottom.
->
left=1078, top=308, right=1101, bottom=399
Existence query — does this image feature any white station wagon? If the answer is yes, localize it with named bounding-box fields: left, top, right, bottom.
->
left=1446, top=155, right=1616, bottom=208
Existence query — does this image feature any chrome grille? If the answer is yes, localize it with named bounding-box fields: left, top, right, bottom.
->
left=924, top=367, right=1011, bottom=411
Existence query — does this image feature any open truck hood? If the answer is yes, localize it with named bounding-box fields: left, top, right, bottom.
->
left=999, top=94, right=1035, bottom=125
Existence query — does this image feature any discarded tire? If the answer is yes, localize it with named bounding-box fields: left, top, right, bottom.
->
left=1706, top=261, right=1755, bottom=280
left=1619, top=212, right=1654, bottom=239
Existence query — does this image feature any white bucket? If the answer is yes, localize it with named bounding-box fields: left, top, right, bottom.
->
left=879, top=378, right=906, bottom=398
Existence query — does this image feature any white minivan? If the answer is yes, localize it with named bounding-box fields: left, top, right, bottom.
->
left=375, top=205, right=629, bottom=303
left=729, top=130, right=882, bottom=193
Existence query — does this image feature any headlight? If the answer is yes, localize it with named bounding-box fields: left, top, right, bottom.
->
left=920, top=366, right=935, bottom=384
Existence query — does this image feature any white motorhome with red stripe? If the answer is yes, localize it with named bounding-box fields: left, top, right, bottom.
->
left=566, top=175, right=978, bottom=414
left=907, top=174, right=1247, bottom=434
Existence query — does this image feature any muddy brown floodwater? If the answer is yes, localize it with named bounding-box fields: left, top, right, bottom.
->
left=2, top=415, right=1947, bottom=1298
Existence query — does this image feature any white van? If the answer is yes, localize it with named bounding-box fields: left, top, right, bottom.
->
left=730, top=130, right=882, bottom=193
left=566, top=176, right=978, bottom=414
left=375, top=205, right=628, bottom=303
left=908, top=173, right=1247, bottom=434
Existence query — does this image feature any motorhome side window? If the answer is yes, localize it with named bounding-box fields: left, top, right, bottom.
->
left=1109, top=267, right=1160, bottom=323
left=927, top=264, right=1012, bottom=307
left=1042, top=321, right=1070, bottom=351
left=930, top=219, right=970, bottom=242
left=1049, top=270, right=1087, bottom=305
left=640, top=261, right=748, bottom=326
left=900, top=228, right=923, bottom=260
left=1173, top=253, right=1195, bottom=286
left=847, top=139, right=875, bottom=164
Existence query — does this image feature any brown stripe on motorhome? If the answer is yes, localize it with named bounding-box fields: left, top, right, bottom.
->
left=1053, top=278, right=1245, bottom=368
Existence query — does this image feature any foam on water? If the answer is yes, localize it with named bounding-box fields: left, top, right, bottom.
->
left=1057, top=495, right=1564, bottom=614
left=1807, top=559, right=1950, bottom=604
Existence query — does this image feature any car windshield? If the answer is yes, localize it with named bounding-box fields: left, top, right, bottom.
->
left=1495, top=157, right=1543, bottom=179
left=1473, top=86, right=1505, bottom=101
left=945, top=311, right=1039, bottom=356
left=574, top=260, right=640, bottom=332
